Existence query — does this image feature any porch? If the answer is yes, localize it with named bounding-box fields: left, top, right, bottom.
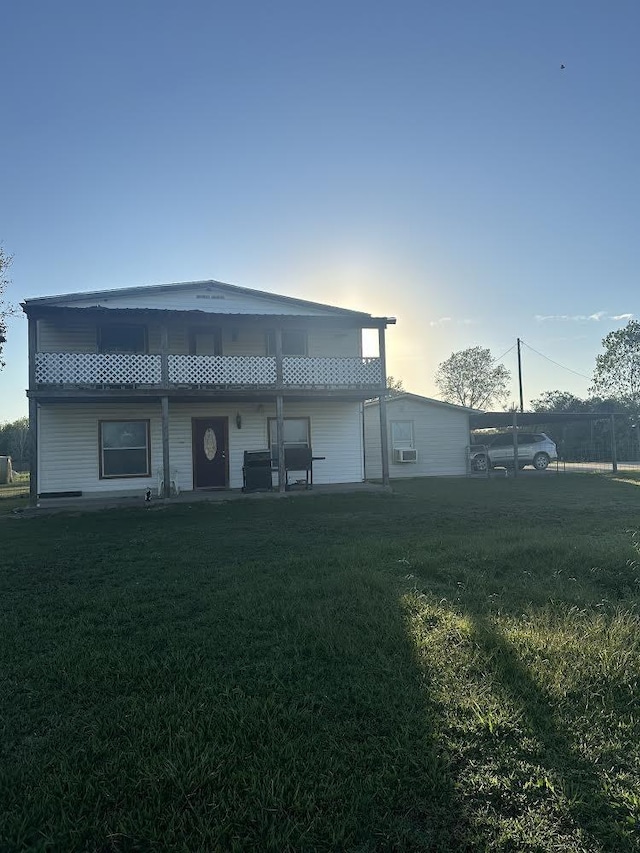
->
left=29, top=481, right=388, bottom=514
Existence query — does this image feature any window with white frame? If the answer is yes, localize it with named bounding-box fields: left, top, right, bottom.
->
left=391, top=420, right=414, bottom=449
left=99, top=420, right=151, bottom=478
left=268, top=417, right=310, bottom=465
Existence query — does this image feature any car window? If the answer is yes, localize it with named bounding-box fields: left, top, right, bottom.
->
left=491, top=434, right=513, bottom=447
left=533, top=434, right=547, bottom=442
left=517, top=434, right=533, bottom=445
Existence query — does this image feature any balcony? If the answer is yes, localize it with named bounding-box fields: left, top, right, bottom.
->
left=34, top=352, right=383, bottom=391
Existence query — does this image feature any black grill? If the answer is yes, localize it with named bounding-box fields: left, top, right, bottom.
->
left=242, top=450, right=273, bottom=492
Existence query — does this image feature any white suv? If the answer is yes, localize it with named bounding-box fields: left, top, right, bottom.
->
left=470, top=432, right=558, bottom=471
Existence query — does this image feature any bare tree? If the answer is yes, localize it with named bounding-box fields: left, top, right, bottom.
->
left=435, top=346, right=511, bottom=410
left=0, top=246, right=14, bottom=369
left=386, top=375, right=405, bottom=397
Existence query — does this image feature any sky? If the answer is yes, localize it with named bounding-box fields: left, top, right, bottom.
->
left=1, top=0, right=639, bottom=422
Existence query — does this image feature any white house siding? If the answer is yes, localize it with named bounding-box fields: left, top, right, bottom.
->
left=37, top=318, right=361, bottom=359
left=364, top=398, right=470, bottom=479
left=37, top=399, right=364, bottom=497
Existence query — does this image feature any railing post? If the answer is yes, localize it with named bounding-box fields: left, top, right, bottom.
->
left=611, top=414, right=618, bottom=473
left=160, top=323, right=169, bottom=387
left=28, top=316, right=37, bottom=390
left=275, top=328, right=283, bottom=388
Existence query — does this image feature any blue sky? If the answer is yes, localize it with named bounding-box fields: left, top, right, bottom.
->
left=1, top=0, right=638, bottom=421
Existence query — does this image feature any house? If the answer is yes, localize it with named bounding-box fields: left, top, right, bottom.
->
left=23, top=279, right=395, bottom=503
left=364, top=393, right=474, bottom=479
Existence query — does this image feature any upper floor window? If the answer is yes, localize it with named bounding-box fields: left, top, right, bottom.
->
left=98, top=324, right=147, bottom=354
left=391, top=420, right=414, bottom=449
left=266, top=330, right=308, bottom=356
left=189, top=327, right=222, bottom=355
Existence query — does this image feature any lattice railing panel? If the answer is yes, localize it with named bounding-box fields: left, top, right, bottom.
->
left=35, top=352, right=162, bottom=385
left=169, top=355, right=277, bottom=385
left=282, top=357, right=382, bottom=387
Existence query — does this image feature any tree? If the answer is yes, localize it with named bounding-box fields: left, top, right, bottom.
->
left=435, top=346, right=511, bottom=409
left=0, top=246, right=14, bottom=369
left=0, top=417, right=30, bottom=465
left=386, top=375, right=405, bottom=397
left=591, top=319, right=640, bottom=406
left=531, top=390, right=589, bottom=413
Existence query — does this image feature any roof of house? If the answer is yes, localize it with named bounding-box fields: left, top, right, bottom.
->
left=366, top=392, right=477, bottom=414
left=22, top=278, right=395, bottom=324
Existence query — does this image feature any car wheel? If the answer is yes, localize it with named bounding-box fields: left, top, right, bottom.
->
left=473, top=454, right=488, bottom=472
left=533, top=452, right=550, bottom=470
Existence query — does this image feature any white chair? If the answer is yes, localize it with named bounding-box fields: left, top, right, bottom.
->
left=157, top=467, right=180, bottom=497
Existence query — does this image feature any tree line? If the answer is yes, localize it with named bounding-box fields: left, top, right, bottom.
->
left=0, top=418, right=30, bottom=467
left=430, top=320, right=640, bottom=460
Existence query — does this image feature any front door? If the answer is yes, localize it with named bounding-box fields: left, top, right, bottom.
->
left=192, top=417, right=228, bottom=488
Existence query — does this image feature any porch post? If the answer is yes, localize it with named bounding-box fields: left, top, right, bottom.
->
left=378, top=325, right=390, bottom=487
left=28, top=316, right=38, bottom=506
left=276, top=394, right=286, bottom=493
left=161, top=395, right=171, bottom=497
left=275, top=327, right=286, bottom=492
left=610, top=414, right=618, bottom=473
left=28, top=398, right=38, bottom=506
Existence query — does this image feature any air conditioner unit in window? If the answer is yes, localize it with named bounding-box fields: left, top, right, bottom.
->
left=393, top=448, right=418, bottom=463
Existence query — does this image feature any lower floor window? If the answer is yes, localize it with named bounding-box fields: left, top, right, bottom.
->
left=268, top=417, right=310, bottom=465
left=100, top=420, right=151, bottom=478
left=391, top=420, right=414, bottom=449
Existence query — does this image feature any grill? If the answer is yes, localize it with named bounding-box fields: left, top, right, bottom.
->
left=242, top=449, right=273, bottom=492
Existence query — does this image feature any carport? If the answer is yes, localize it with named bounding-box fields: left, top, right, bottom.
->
left=468, top=411, right=622, bottom=476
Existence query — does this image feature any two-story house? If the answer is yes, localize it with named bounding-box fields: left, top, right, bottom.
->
left=23, top=280, right=395, bottom=503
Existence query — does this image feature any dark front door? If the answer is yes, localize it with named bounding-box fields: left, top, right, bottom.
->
left=192, top=418, right=228, bottom=488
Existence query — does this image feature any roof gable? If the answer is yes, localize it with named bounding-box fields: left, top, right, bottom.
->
left=23, top=279, right=372, bottom=319
left=367, top=392, right=477, bottom=414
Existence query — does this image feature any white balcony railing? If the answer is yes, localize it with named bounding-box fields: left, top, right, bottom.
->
left=168, top=355, right=277, bottom=385
left=282, top=356, right=382, bottom=386
left=34, top=353, right=383, bottom=390
left=35, top=352, right=162, bottom=385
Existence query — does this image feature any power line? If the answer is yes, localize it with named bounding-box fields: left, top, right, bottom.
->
left=491, top=343, right=516, bottom=364
left=520, top=340, right=592, bottom=381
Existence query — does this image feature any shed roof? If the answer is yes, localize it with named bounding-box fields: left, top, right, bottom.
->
left=469, top=410, right=619, bottom=429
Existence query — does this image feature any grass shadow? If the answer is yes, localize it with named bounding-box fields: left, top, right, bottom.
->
left=461, top=610, right=638, bottom=850
left=1, top=502, right=469, bottom=851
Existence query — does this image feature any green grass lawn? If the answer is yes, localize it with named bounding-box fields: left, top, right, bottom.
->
left=1, top=476, right=639, bottom=852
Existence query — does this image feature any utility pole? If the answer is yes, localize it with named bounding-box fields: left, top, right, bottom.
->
left=517, top=337, right=524, bottom=413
